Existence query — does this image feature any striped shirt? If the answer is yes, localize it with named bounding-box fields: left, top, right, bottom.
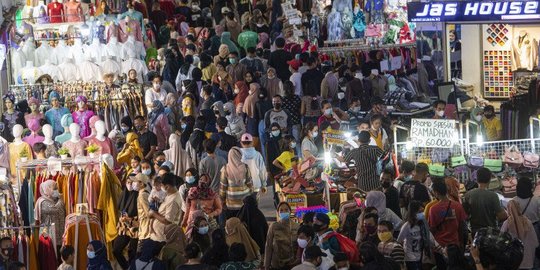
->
left=378, top=241, right=405, bottom=266
left=345, top=144, right=384, bottom=192
left=219, top=168, right=252, bottom=210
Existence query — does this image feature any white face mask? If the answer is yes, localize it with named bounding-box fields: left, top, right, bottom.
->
left=474, top=115, right=482, bottom=122
left=297, top=238, right=309, bottom=248
left=248, top=90, right=253, bottom=95
left=436, top=110, right=444, bottom=117
left=325, top=108, right=333, bottom=116
left=337, top=92, right=345, bottom=100
left=132, top=182, right=140, bottom=191
left=234, top=88, right=240, bottom=94
left=153, top=83, right=161, bottom=90
left=312, top=131, right=318, bottom=138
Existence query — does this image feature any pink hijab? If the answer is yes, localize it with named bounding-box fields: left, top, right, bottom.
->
left=34, top=180, right=56, bottom=221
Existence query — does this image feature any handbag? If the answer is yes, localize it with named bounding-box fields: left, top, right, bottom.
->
left=501, top=175, right=517, bottom=198
left=523, top=151, right=540, bottom=168
left=451, top=155, right=467, bottom=168
left=428, top=164, right=445, bottom=177
left=504, top=145, right=524, bottom=168
left=468, top=156, right=484, bottom=167
left=484, top=159, right=503, bottom=172
left=488, top=176, right=502, bottom=191
left=365, top=24, right=382, bottom=37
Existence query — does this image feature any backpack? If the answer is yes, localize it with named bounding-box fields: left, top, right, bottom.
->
left=323, top=232, right=360, bottom=262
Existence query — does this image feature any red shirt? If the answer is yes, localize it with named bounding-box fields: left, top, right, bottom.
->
left=428, top=200, right=467, bottom=247
left=318, top=115, right=340, bottom=130
left=47, top=2, right=64, bottom=23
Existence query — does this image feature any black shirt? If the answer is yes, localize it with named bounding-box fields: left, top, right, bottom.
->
left=138, top=130, right=158, bottom=157
left=268, top=49, right=293, bottom=82
left=399, top=180, right=431, bottom=207
left=384, top=186, right=402, bottom=218
left=301, top=68, right=324, bottom=96
left=211, top=131, right=237, bottom=152
left=176, top=263, right=214, bottom=270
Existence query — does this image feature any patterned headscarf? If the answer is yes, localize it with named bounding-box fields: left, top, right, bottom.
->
left=148, top=100, right=165, bottom=131
left=28, top=97, right=40, bottom=107
left=34, top=180, right=56, bottom=221
left=48, top=91, right=60, bottom=102
left=2, top=94, right=14, bottom=103
left=187, top=174, right=216, bottom=201
left=75, top=95, right=88, bottom=103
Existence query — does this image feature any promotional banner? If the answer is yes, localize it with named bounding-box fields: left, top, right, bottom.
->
left=410, top=119, right=456, bottom=148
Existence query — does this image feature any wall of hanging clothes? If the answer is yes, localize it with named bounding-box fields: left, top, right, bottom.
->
left=9, top=81, right=147, bottom=132
left=500, top=93, right=531, bottom=140
left=0, top=224, right=58, bottom=270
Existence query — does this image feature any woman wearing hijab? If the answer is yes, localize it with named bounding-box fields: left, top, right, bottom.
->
left=182, top=174, right=222, bottom=228
left=225, top=217, right=261, bottom=263
left=202, top=229, right=229, bottom=267
left=221, top=32, right=239, bottom=54
left=87, top=240, right=113, bottom=270
left=188, top=211, right=212, bottom=251
left=35, top=180, right=65, bottom=250
left=187, top=117, right=207, bottom=165
left=223, top=102, right=246, bottom=141
left=129, top=239, right=166, bottom=270
left=180, top=115, right=195, bottom=149
left=176, top=55, right=195, bottom=91
left=512, top=177, right=540, bottom=227
left=112, top=176, right=139, bottom=269
left=164, top=134, right=193, bottom=177
left=233, top=81, right=250, bottom=107
left=501, top=200, right=538, bottom=269
left=237, top=196, right=268, bottom=254
left=117, top=133, right=144, bottom=166
left=214, top=44, right=230, bottom=68
left=180, top=168, right=200, bottom=215
left=159, top=224, right=188, bottom=270
left=221, top=147, right=252, bottom=218
left=243, top=83, right=260, bottom=147
left=148, top=100, right=171, bottom=151
left=182, top=95, right=198, bottom=119
left=261, top=68, right=283, bottom=98
left=265, top=122, right=284, bottom=178
left=116, top=116, right=134, bottom=150
left=264, top=202, right=299, bottom=270
left=364, top=191, right=402, bottom=231
left=162, top=50, right=181, bottom=88
left=164, top=93, right=182, bottom=131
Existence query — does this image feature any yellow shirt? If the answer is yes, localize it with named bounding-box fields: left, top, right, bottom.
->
left=276, top=151, right=295, bottom=172
left=482, top=117, right=502, bottom=141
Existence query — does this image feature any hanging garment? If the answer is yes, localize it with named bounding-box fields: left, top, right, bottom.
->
left=99, top=58, right=121, bottom=77
left=11, top=48, right=26, bottom=82
left=8, top=142, right=33, bottom=180
left=97, top=164, right=121, bottom=259
left=78, top=60, right=103, bottom=82
left=39, top=62, right=64, bottom=81
left=121, top=57, right=148, bottom=83
left=511, top=32, right=538, bottom=71
left=84, top=40, right=106, bottom=63
left=63, top=213, right=104, bottom=270
left=58, top=58, right=81, bottom=81
left=45, top=107, right=70, bottom=138
left=62, top=140, right=87, bottom=158
left=72, top=110, right=95, bottom=138
left=104, top=38, right=123, bottom=62
left=38, top=234, right=57, bottom=270
left=64, top=1, right=82, bottom=22
left=47, top=2, right=64, bottom=23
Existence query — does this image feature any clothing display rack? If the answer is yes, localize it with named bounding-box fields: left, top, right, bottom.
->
left=318, top=42, right=416, bottom=52
left=0, top=223, right=57, bottom=268
left=63, top=213, right=104, bottom=270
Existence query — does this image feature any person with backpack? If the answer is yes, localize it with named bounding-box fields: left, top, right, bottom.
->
left=313, top=213, right=359, bottom=264
left=264, top=202, right=300, bottom=270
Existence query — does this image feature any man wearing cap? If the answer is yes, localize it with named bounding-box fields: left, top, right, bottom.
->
left=291, top=246, right=326, bottom=270
left=289, top=59, right=303, bottom=96
left=313, top=213, right=342, bottom=256
left=240, top=133, right=267, bottom=197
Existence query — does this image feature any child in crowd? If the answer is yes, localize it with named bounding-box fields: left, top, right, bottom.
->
left=58, top=245, right=75, bottom=270
left=149, top=176, right=166, bottom=210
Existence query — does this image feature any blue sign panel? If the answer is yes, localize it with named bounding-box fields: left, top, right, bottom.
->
left=407, top=1, right=540, bottom=22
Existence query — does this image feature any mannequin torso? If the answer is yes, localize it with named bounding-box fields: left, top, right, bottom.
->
left=58, top=57, right=81, bottom=81
left=2, top=108, right=25, bottom=142
left=9, top=124, right=33, bottom=180
left=47, top=0, right=64, bottom=23
left=72, top=107, right=94, bottom=138
left=45, top=105, right=70, bottom=138
left=64, top=0, right=82, bottom=22
left=62, top=123, right=87, bottom=157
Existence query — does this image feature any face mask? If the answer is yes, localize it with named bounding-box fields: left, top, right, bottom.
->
left=271, top=130, right=280, bottom=137
left=52, top=190, right=59, bottom=198
left=225, top=111, right=231, bottom=116
left=136, top=125, right=144, bottom=131
left=325, top=108, right=333, bottom=116
left=416, top=213, right=425, bottom=221
left=87, top=251, right=96, bottom=259
left=213, top=109, right=221, bottom=115
left=364, top=224, right=377, bottom=234
left=338, top=268, right=349, bottom=270
left=198, top=226, right=209, bottom=234
left=290, top=142, right=296, bottom=149
left=436, top=110, right=444, bottom=117
left=132, top=182, right=140, bottom=191
left=381, top=182, right=391, bottom=189
left=485, top=113, right=494, bottom=119
left=142, top=169, right=152, bottom=176
left=297, top=238, right=309, bottom=248
left=257, top=23, right=264, bottom=27
left=186, top=176, right=196, bottom=184
left=404, top=175, right=412, bottom=181
left=126, top=183, right=133, bottom=191
left=377, top=231, right=393, bottom=242
left=121, top=126, right=129, bottom=132
left=234, top=88, right=240, bottom=94
left=153, top=83, right=161, bottom=89
left=181, top=123, right=187, bottom=130
left=351, top=107, right=360, bottom=112
left=474, top=115, right=482, bottom=122
left=312, top=223, right=324, bottom=232
left=157, top=161, right=164, bottom=167
left=248, top=90, right=253, bottom=95
left=273, top=103, right=282, bottom=110
left=311, top=131, right=318, bottom=138
left=279, top=212, right=290, bottom=220
left=259, top=94, right=265, bottom=99
left=229, top=58, right=237, bottom=64
left=337, top=92, right=345, bottom=100
left=268, top=75, right=275, bottom=79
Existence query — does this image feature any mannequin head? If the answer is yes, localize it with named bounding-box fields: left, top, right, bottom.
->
left=3, top=94, right=15, bottom=112
left=49, top=91, right=61, bottom=108
left=69, top=123, right=81, bottom=138
left=28, top=97, right=40, bottom=113
left=103, top=73, right=115, bottom=86
left=43, top=124, right=53, bottom=139
left=76, top=96, right=88, bottom=111
left=95, top=120, right=106, bottom=137
left=89, top=115, right=100, bottom=135
left=128, top=69, right=137, bottom=82
left=12, top=124, right=23, bottom=139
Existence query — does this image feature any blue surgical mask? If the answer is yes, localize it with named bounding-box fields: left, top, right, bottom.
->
left=121, top=126, right=129, bottom=133
left=325, top=108, right=333, bottom=116
left=271, top=130, right=280, bottom=137
left=181, top=123, right=187, bottom=130
left=416, top=213, right=425, bottom=221
left=290, top=142, right=296, bottom=148
left=186, top=176, right=196, bottom=184
left=198, top=226, right=209, bottom=234
left=279, top=212, right=290, bottom=220
left=87, top=251, right=95, bottom=259
left=142, top=169, right=152, bottom=176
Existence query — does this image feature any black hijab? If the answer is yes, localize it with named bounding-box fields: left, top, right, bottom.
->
left=118, top=187, right=138, bottom=217
left=237, top=196, right=269, bottom=254
left=201, top=229, right=229, bottom=267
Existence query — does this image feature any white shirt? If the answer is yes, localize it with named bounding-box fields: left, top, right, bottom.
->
left=11, top=48, right=26, bottom=82
left=20, top=66, right=42, bottom=83
left=99, top=58, right=121, bottom=77
left=145, top=88, right=167, bottom=106
left=121, top=57, right=148, bottom=83
left=84, top=41, right=106, bottom=63
left=79, top=60, right=103, bottom=82
left=290, top=72, right=303, bottom=96
left=121, top=38, right=146, bottom=60
left=39, top=63, right=64, bottom=81
left=174, top=65, right=194, bottom=90
left=105, top=39, right=123, bottom=62
left=50, top=41, right=69, bottom=65
left=58, top=59, right=81, bottom=81
left=68, top=43, right=85, bottom=64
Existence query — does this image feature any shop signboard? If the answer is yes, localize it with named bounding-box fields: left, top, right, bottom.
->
left=286, top=193, right=307, bottom=212
left=407, top=0, right=540, bottom=22
left=323, top=129, right=347, bottom=146
left=410, top=118, right=456, bottom=148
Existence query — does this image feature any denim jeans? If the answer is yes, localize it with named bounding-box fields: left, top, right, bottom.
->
left=258, top=120, right=267, bottom=162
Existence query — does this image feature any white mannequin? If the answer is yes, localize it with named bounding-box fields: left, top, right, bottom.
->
left=122, top=34, right=145, bottom=60
left=20, top=61, right=43, bottom=83
left=69, top=39, right=85, bottom=63
left=11, top=46, right=26, bottom=82
left=106, top=37, right=122, bottom=62
left=100, top=55, right=121, bottom=77
left=69, top=123, right=81, bottom=143
left=58, top=56, right=81, bottom=81
left=85, top=37, right=105, bottom=63
left=12, top=125, right=23, bottom=145
left=94, top=120, right=106, bottom=141
left=42, top=124, right=54, bottom=145
left=51, top=40, right=68, bottom=64
left=121, top=49, right=148, bottom=83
